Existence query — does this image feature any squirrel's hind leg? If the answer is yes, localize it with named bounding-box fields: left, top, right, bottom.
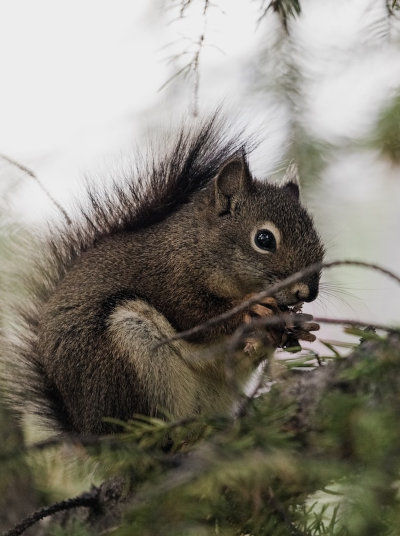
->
left=107, top=299, right=199, bottom=419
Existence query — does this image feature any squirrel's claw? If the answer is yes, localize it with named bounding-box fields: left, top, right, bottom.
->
left=243, top=296, right=286, bottom=351
left=242, top=294, right=320, bottom=351
left=285, top=320, right=320, bottom=345
left=247, top=296, right=280, bottom=317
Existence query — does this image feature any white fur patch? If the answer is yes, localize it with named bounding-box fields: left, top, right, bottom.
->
left=250, top=221, right=281, bottom=254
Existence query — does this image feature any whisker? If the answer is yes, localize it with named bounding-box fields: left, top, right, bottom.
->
left=316, top=290, right=359, bottom=314
left=319, top=282, right=364, bottom=304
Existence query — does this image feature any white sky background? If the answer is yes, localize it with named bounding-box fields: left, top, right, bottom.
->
left=1, top=0, right=400, bottom=346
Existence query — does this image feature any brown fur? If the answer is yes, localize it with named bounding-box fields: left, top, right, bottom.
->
left=1, top=116, right=324, bottom=435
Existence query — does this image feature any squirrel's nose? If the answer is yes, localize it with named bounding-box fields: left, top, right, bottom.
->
left=291, top=281, right=319, bottom=303
left=292, top=283, right=310, bottom=302
left=291, top=280, right=319, bottom=303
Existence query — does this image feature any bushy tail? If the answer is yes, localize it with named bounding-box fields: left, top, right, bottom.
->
left=0, top=112, right=247, bottom=434
left=1, top=302, right=74, bottom=433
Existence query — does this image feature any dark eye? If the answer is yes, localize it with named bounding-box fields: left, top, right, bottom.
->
left=254, top=229, right=277, bottom=252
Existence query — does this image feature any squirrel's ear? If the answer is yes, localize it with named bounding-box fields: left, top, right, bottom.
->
left=281, top=161, right=300, bottom=200
left=214, top=153, right=252, bottom=215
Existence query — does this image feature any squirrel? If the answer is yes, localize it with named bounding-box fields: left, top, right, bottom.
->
left=1, top=116, right=324, bottom=436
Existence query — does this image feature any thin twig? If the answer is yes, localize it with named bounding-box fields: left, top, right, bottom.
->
left=158, top=62, right=192, bottom=92
left=191, top=32, right=204, bottom=117
left=156, top=260, right=400, bottom=346
left=238, top=314, right=399, bottom=336
left=0, top=420, right=201, bottom=464
left=222, top=313, right=398, bottom=401
left=0, top=153, right=72, bottom=225
left=161, top=0, right=211, bottom=116
left=2, top=488, right=100, bottom=536
left=387, top=0, right=399, bottom=14
left=0, top=433, right=115, bottom=464
left=314, top=317, right=399, bottom=333
left=179, top=0, right=192, bottom=17
left=190, top=0, right=209, bottom=117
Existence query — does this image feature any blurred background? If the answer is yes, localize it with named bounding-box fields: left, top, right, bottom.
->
left=1, top=0, right=400, bottom=348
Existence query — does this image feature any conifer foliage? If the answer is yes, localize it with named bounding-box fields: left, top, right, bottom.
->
left=3, top=332, right=400, bottom=535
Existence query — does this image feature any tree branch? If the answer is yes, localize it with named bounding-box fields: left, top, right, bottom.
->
left=0, top=153, right=72, bottom=225
left=1, top=478, right=125, bottom=536
left=0, top=433, right=122, bottom=465
left=387, top=0, right=400, bottom=14
left=233, top=314, right=399, bottom=337
left=155, top=260, right=400, bottom=346
left=162, top=0, right=211, bottom=117
left=2, top=488, right=100, bottom=536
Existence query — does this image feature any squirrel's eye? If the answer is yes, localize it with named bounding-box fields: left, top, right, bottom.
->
left=254, top=229, right=276, bottom=252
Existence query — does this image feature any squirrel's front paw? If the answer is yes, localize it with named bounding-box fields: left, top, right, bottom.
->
left=243, top=296, right=285, bottom=350
left=283, top=310, right=320, bottom=346
left=242, top=296, right=320, bottom=351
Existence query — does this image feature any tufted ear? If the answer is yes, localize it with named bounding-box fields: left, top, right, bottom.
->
left=214, top=153, right=252, bottom=215
left=282, top=161, right=300, bottom=200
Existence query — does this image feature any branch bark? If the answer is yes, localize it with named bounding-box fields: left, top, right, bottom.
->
left=1, top=479, right=125, bottom=536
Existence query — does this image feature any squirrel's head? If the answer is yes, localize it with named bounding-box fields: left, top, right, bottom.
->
left=199, top=154, right=324, bottom=307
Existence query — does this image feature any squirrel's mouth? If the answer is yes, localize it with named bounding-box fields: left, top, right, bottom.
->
left=278, top=302, right=304, bottom=313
